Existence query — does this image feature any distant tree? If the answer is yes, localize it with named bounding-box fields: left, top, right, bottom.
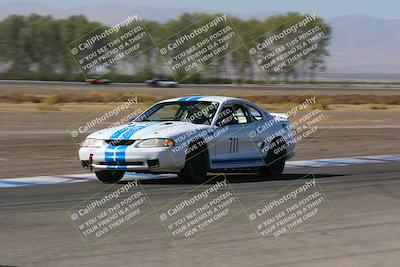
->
left=0, top=13, right=331, bottom=82
left=261, top=13, right=331, bottom=80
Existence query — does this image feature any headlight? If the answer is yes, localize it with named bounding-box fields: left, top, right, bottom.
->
left=82, top=138, right=105, bottom=147
left=135, top=138, right=175, bottom=148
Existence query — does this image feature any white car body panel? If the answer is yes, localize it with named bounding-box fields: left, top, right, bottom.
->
left=157, top=81, right=178, bottom=87
left=78, top=96, right=295, bottom=173
left=146, top=79, right=178, bottom=87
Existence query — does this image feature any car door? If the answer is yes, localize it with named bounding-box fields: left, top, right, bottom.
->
left=246, top=104, right=291, bottom=162
left=210, top=103, right=264, bottom=169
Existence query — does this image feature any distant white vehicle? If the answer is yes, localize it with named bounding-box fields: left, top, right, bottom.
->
left=145, top=78, right=178, bottom=87
left=79, top=96, right=295, bottom=183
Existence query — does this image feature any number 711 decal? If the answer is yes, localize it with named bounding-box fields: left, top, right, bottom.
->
left=229, top=137, right=238, bottom=153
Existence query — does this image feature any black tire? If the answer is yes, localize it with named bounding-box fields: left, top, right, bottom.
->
left=178, top=140, right=209, bottom=183
left=95, top=170, right=125, bottom=183
left=259, top=137, right=287, bottom=178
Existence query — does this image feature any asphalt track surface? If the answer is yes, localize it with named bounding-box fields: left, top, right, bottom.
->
left=1, top=162, right=400, bottom=267
left=2, top=80, right=400, bottom=95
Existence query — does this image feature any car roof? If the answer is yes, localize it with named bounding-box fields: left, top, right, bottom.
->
left=159, top=96, right=245, bottom=104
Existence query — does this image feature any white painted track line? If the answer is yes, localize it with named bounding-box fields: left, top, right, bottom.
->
left=1, top=154, right=399, bottom=188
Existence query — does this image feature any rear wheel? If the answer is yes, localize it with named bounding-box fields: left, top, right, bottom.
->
left=259, top=137, right=287, bottom=178
left=95, top=170, right=125, bottom=183
left=178, top=140, right=209, bottom=183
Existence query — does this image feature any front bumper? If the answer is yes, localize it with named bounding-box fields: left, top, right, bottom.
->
left=79, top=146, right=185, bottom=173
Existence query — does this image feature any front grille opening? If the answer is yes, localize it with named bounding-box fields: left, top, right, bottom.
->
left=98, top=161, right=144, bottom=166
left=147, top=159, right=159, bottom=168
left=105, top=140, right=136, bottom=146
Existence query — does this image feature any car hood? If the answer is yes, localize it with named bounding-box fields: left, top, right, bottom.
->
left=87, top=121, right=210, bottom=140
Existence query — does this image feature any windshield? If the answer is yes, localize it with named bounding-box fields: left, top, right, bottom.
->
left=136, top=101, right=219, bottom=125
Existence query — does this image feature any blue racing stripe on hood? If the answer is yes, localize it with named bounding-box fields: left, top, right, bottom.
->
left=119, top=125, right=147, bottom=140
left=104, top=123, right=155, bottom=164
left=109, top=127, right=128, bottom=139
left=109, top=122, right=155, bottom=141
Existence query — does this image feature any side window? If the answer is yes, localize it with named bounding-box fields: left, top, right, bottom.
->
left=233, top=104, right=249, bottom=124
left=216, top=105, right=236, bottom=126
left=216, top=104, right=250, bottom=126
left=248, top=106, right=263, bottom=121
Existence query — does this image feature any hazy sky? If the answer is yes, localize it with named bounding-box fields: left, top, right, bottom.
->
left=1, top=0, right=399, bottom=19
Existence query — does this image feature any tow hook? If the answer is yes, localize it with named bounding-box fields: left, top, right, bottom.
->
left=89, top=154, right=93, bottom=172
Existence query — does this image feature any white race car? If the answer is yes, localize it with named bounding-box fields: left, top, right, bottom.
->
left=145, top=78, right=178, bottom=87
left=79, top=96, right=295, bottom=183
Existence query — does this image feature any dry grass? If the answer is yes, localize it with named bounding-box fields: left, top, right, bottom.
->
left=1, top=102, right=400, bottom=114
left=241, top=94, right=400, bottom=105
left=0, top=92, right=161, bottom=104
left=369, top=104, right=388, bottom=110
left=37, top=103, right=61, bottom=111
left=1, top=92, right=400, bottom=106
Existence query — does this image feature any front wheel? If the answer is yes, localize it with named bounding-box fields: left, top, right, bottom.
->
left=259, top=137, right=287, bottom=178
left=95, top=170, right=125, bottom=183
left=178, top=141, right=209, bottom=183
